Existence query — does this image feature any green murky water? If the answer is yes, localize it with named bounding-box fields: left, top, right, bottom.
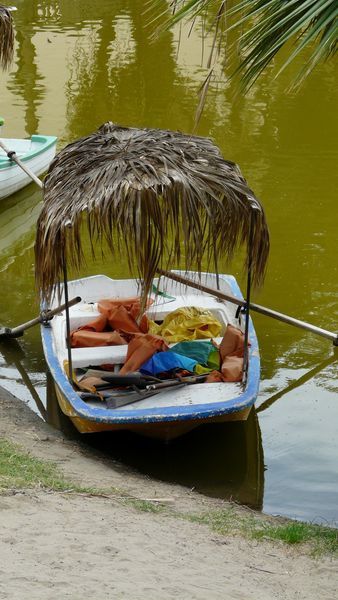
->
left=0, top=1, right=337, bottom=524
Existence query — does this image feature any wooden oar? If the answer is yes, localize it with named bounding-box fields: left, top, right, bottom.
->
left=0, top=296, right=81, bottom=340
left=157, top=269, right=338, bottom=346
left=0, top=138, right=43, bottom=189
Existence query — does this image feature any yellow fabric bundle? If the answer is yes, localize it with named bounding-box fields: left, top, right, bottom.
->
left=148, top=306, right=222, bottom=343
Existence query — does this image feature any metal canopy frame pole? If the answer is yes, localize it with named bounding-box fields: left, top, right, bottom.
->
left=62, top=252, right=73, bottom=385
left=243, top=207, right=257, bottom=385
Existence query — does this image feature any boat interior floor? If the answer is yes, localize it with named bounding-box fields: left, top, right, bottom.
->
left=48, top=274, right=248, bottom=410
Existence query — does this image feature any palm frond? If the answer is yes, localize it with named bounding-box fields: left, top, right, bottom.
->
left=148, top=0, right=207, bottom=30
left=149, top=0, right=337, bottom=91
left=35, top=123, right=269, bottom=303
left=232, top=0, right=338, bottom=92
left=0, top=5, right=14, bottom=70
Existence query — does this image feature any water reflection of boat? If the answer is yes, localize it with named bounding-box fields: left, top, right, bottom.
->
left=0, top=186, right=41, bottom=271
left=0, top=338, right=47, bottom=420
left=46, top=373, right=264, bottom=510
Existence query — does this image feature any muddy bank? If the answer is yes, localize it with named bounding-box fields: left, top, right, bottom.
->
left=0, top=383, right=227, bottom=512
left=0, top=385, right=337, bottom=600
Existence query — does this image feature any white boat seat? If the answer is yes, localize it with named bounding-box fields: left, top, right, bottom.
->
left=66, top=295, right=229, bottom=343
left=70, top=345, right=128, bottom=368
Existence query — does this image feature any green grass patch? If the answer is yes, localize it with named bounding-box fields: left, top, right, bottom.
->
left=0, top=437, right=166, bottom=512
left=0, top=437, right=74, bottom=491
left=124, top=497, right=165, bottom=513
left=186, top=506, right=243, bottom=535
left=184, top=507, right=338, bottom=556
left=252, top=521, right=338, bottom=556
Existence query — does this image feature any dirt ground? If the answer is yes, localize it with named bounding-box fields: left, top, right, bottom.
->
left=0, top=385, right=337, bottom=600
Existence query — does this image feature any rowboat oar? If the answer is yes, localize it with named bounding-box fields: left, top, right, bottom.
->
left=0, top=296, right=81, bottom=340
left=0, top=138, right=43, bottom=189
left=80, top=374, right=207, bottom=409
left=157, top=269, right=338, bottom=346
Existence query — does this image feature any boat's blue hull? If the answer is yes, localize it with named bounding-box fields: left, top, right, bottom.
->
left=41, top=276, right=260, bottom=440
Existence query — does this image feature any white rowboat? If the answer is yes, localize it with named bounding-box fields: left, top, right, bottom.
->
left=0, top=134, right=57, bottom=199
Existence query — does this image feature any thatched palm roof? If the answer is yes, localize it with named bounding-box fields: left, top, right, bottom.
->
left=35, top=122, right=269, bottom=302
left=0, top=5, right=14, bottom=70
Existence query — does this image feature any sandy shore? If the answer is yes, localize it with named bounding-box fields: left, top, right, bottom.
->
left=0, top=385, right=337, bottom=600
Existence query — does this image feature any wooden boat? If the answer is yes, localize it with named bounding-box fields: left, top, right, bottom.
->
left=35, top=123, right=270, bottom=441
left=41, top=271, right=260, bottom=440
left=0, top=134, right=57, bottom=199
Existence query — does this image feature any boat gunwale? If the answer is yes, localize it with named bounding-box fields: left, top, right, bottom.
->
left=41, top=274, right=260, bottom=425
left=0, top=135, right=57, bottom=171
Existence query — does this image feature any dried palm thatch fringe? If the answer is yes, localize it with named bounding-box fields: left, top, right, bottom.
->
left=35, top=123, right=270, bottom=304
left=0, top=5, right=14, bottom=70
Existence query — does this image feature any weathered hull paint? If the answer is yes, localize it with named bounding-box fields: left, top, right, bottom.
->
left=54, top=384, right=251, bottom=440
